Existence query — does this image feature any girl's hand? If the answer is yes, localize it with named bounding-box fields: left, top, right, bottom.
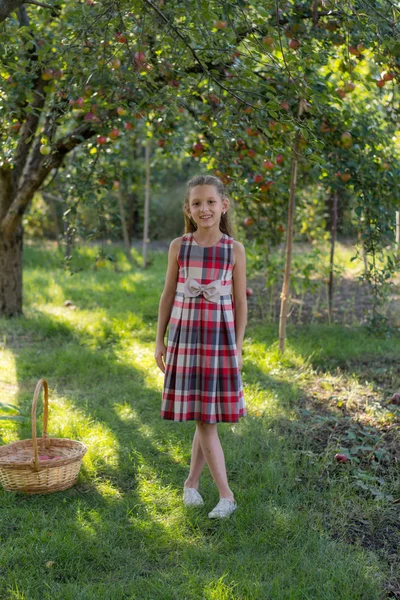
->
left=155, top=341, right=167, bottom=373
left=237, top=348, right=243, bottom=371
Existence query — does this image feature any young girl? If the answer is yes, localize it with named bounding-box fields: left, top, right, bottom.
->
left=155, top=174, right=247, bottom=519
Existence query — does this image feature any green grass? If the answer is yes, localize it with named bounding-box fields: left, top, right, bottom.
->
left=0, top=242, right=399, bottom=600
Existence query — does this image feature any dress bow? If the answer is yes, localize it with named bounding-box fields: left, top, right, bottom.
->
left=183, top=277, right=223, bottom=303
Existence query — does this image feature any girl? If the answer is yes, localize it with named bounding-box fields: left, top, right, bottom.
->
left=155, top=174, right=247, bottom=519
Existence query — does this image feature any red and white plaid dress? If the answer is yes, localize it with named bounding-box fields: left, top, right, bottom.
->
left=161, top=232, right=246, bottom=423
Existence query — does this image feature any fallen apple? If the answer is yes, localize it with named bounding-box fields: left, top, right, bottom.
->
left=389, top=393, right=400, bottom=405
left=334, top=453, right=349, bottom=463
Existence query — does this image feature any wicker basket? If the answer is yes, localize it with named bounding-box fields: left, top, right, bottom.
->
left=0, top=379, right=87, bottom=494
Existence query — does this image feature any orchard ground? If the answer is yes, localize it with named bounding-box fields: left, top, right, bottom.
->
left=0, top=241, right=399, bottom=600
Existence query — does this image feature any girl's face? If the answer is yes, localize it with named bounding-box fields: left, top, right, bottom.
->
left=186, top=185, right=228, bottom=230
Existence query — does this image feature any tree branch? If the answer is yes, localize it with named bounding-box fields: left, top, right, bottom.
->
left=0, top=0, right=56, bottom=21
left=0, top=0, right=25, bottom=22
left=142, top=0, right=258, bottom=109
left=1, top=122, right=97, bottom=239
left=26, top=0, right=54, bottom=8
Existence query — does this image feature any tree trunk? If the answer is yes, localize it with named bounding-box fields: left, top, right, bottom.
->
left=0, top=226, right=23, bottom=316
left=117, top=187, right=131, bottom=258
left=328, top=190, right=338, bottom=323
left=278, top=101, right=304, bottom=353
left=142, top=138, right=151, bottom=268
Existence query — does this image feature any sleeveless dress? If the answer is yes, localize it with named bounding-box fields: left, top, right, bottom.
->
left=161, top=232, right=246, bottom=423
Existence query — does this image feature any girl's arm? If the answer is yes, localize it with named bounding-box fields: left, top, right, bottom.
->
left=232, top=241, right=247, bottom=370
left=155, top=237, right=181, bottom=373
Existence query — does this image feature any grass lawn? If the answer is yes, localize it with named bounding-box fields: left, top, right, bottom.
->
left=0, top=241, right=399, bottom=600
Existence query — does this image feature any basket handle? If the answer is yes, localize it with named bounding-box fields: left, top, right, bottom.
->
left=31, top=379, right=50, bottom=471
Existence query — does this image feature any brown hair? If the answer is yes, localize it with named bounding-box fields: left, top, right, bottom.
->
left=183, top=174, right=233, bottom=236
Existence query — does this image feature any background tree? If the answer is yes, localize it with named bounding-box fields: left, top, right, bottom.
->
left=1, top=0, right=399, bottom=318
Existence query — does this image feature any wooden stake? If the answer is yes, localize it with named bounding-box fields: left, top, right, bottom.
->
left=142, top=138, right=151, bottom=268
left=117, top=187, right=131, bottom=259
left=278, top=101, right=304, bottom=354
left=328, top=190, right=338, bottom=323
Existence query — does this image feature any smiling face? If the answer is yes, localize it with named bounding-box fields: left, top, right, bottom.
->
left=185, top=184, right=229, bottom=231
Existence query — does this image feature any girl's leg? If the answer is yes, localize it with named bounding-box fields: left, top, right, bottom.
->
left=184, top=426, right=206, bottom=490
left=195, top=422, right=234, bottom=501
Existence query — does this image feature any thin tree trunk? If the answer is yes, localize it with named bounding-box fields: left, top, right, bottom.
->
left=328, top=190, right=338, bottom=323
left=0, top=226, right=23, bottom=316
left=396, top=210, right=400, bottom=259
left=118, top=187, right=131, bottom=258
left=312, top=0, right=319, bottom=26
left=142, top=139, right=151, bottom=268
left=278, top=102, right=304, bottom=353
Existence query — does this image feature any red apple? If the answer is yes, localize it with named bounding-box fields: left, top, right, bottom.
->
left=157, top=139, right=166, bottom=147
left=334, top=453, right=349, bottom=463
left=348, top=45, right=360, bottom=56
left=124, top=122, right=134, bottom=131
left=289, top=39, right=301, bottom=50
left=254, top=174, right=263, bottom=183
left=376, top=79, right=385, bottom=88
left=260, top=180, right=274, bottom=192
left=115, top=32, right=127, bottom=43
left=246, top=287, right=254, bottom=296
left=246, top=127, right=258, bottom=137
left=214, top=20, right=227, bottom=29
left=276, top=154, right=284, bottom=166
left=389, top=393, right=400, bottom=405
left=192, top=142, right=204, bottom=156
left=109, top=128, right=120, bottom=140
left=134, top=51, right=146, bottom=68
left=97, top=135, right=107, bottom=145
left=263, top=36, right=274, bottom=48
left=247, top=149, right=256, bottom=158
left=116, top=106, right=127, bottom=116
left=382, top=72, right=394, bottom=81
left=263, top=160, right=274, bottom=170
left=243, top=216, right=254, bottom=227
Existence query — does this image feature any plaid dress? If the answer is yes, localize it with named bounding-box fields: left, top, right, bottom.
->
left=161, top=233, right=246, bottom=423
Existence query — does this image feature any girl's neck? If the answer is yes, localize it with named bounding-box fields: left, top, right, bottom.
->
left=192, top=228, right=223, bottom=247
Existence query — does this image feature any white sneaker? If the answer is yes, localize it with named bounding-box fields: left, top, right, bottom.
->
left=208, top=498, right=237, bottom=519
left=183, top=487, right=204, bottom=507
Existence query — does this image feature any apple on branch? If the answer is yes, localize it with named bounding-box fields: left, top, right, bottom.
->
left=263, top=160, right=274, bottom=170
left=109, top=128, right=120, bottom=140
